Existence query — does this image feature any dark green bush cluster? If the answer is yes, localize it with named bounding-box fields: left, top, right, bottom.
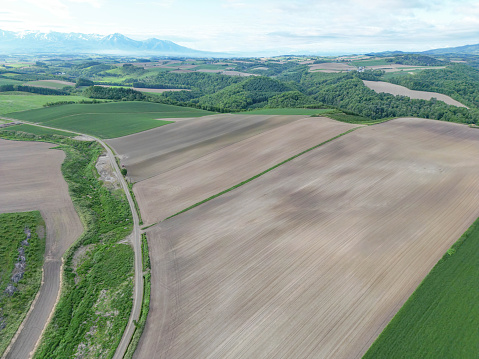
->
left=83, top=85, right=146, bottom=101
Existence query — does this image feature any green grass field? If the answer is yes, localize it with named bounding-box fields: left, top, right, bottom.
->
left=0, top=78, right=23, bottom=86
left=0, top=93, right=90, bottom=115
left=1, top=124, right=75, bottom=137
left=0, top=211, right=45, bottom=357
left=24, top=80, right=74, bottom=89
left=7, top=102, right=213, bottom=138
left=364, top=216, right=479, bottom=359
left=236, top=108, right=334, bottom=115
left=98, top=67, right=172, bottom=83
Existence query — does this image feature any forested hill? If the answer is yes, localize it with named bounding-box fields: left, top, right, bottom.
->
left=384, top=64, right=479, bottom=108
left=78, top=65, right=479, bottom=124
left=193, top=77, right=297, bottom=111
left=385, top=54, right=448, bottom=66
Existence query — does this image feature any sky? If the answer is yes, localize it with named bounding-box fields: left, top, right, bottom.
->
left=1, top=0, right=479, bottom=55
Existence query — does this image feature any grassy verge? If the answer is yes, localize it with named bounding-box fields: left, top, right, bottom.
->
left=124, top=233, right=151, bottom=359
left=234, top=108, right=334, bottom=116
left=0, top=211, right=45, bottom=357
left=139, top=127, right=359, bottom=229
left=320, top=111, right=390, bottom=125
left=1, top=124, right=75, bottom=137
left=0, top=93, right=90, bottom=115
left=0, top=130, right=135, bottom=358
left=128, top=182, right=143, bottom=226
left=363, top=216, right=479, bottom=359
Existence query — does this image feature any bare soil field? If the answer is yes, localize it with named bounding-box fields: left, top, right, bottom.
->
left=136, top=118, right=479, bottom=359
left=196, top=69, right=224, bottom=73
left=0, top=139, right=83, bottom=358
left=134, top=117, right=356, bottom=224
left=309, top=62, right=356, bottom=72
left=106, top=114, right=308, bottom=182
left=221, top=70, right=258, bottom=77
left=170, top=69, right=194, bottom=74
left=366, top=64, right=446, bottom=72
left=132, top=88, right=190, bottom=93
left=363, top=80, right=467, bottom=107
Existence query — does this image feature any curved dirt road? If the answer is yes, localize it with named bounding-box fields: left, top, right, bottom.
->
left=2, top=121, right=142, bottom=359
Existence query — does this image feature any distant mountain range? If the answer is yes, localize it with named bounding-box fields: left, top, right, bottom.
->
left=1, top=29, right=479, bottom=57
left=0, top=30, right=217, bottom=57
left=368, top=43, right=479, bottom=57
left=422, top=43, right=479, bottom=55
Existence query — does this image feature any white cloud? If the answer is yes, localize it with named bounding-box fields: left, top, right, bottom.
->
left=24, top=0, right=70, bottom=18
left=0, top=0, right=478, bottom=54
left=68, top=0, right=103, bottom=8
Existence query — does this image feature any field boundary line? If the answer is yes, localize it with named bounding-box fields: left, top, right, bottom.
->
left=142, top=126, right=360, bottom=230
left=133, top=114, right=309, bottom=182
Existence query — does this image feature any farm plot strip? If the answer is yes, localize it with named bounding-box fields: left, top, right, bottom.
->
left=107, top=114, right=306, bottom=182
left=0, top=139, right=83, bottom=359
left=363, top=80, right=468, bottom=108
left=134, top=117, right=357, bottom=225
left=6, top=102, right=212, bottom=139
left=136, top=118, right=479, bottom=359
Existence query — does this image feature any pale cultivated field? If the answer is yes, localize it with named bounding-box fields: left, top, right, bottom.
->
left=136, top=118, right=479, bottom=359
left=0, top=139, right=83, bottom=358
left=221, top=70, right=258, bottom=77
left=365, top=64, right=446, bottom=72
left=134, top=117, right=356, bottom=224
left=170, top=69, right=194, bottom=73
left=132, top=88, right=190, bottom=93
left=309, top=62, right=356, bottom=72
left=106, top=114, right=307, bottom=182
left=196, top=69, right=224, bottom=73
left=363, top=80, right=467, bottom=107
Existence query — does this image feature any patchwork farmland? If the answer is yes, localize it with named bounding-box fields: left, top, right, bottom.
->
left=133, top=118, right=479, bottom=358
left=0, top=139, right=83, bottom=358
left=2, top=48, right=479, bottom=359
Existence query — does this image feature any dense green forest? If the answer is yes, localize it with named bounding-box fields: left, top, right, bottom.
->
left=193, top=76, right=295, bottom=111
left=0, top=84, right=68, bottom=95
left=385, top=54, right=449, bottom=66
left=385, top=64, right=479, bottom=108
left=83, top=86, right=146, bottom=101
left=299, top=73, right=478, bottom=123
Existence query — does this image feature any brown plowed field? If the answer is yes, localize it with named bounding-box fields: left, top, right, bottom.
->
left=135, top=118, right=479, bottom=359
left=363, top=80, right=467, bottom=107
left=0, top=139, right=83, bottom=358
left=134, top=117, right=356, bottom=224
left=366, top=64, right=446, bottom=72
left=308, top=62, right=356, bottom=72
left=106, top=114, right=308, bottom=182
